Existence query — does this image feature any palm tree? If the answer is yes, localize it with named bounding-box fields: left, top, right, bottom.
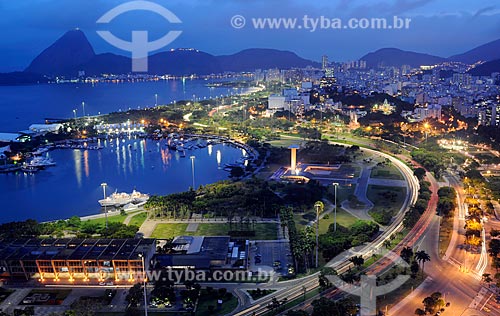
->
left=401, top=247, right=414, bottom=263
left=313, top=201, right=324, bottom=268
left=415, top=250, right=431, bottom=274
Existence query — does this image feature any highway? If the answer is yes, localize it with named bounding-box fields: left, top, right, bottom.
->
left=389, top=172, right=496, bottom=316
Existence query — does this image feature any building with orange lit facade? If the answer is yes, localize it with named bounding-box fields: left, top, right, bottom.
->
left=0, top=238, right=155, bottom=283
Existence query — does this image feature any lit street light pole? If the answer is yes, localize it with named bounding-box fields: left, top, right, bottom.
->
left=82, top=101, right=85, bottom=118
left=333, top=182, right=339, bottom=232
left=314, top=201, right=323, bottom=268
left=101, top=183, right=108, bottom=233
left=190, top=156, right=196, bottom=189
left=138, top=253, right=148, bottom=316
left=154, top=94, right=158, bottom=107
left=73, top=109, right=77, bottom=122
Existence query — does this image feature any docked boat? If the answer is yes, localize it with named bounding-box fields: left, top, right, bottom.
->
left=99, top=190, right=149, bottom=207
left=29, top=157, right=56, bottom=167
left=32, top=147, right=49, bottom=155
left=130, top=190, right=150, bottom=203
left=21, top=165, right=39, bottom=173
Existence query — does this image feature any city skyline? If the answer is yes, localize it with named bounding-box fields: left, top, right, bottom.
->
left=1, top=0, right=499, bottom=72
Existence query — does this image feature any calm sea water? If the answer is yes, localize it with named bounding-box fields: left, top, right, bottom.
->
left=0, top=79, right=247, bottom=223
left=0, top=138, right=244, bottom=223
left=0, top=79, right=240, bottom=132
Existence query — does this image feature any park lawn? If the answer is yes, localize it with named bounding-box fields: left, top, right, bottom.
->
left=195, top=290, right=238, bottom=316
left=150, top=223, right=278, bottom=240
left=128, top=212, right=147, bottom=227
left=370, top=164, right=404, bottom=180
left=326, top=185, right=355, bottom=205
left=151, top=223, right=188, bottom=239
left=295, top=208, right=358, bottom=233
left=197, top=223, right=278, bottom=240
left=268, top=138, right=303, bottom=148
left=367, top=185, right=407, bottom=215
left=83, top=212, right=138, bottom=226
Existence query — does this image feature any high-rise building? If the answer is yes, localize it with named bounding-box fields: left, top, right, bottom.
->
left=322, top=55, right=329, bottom=70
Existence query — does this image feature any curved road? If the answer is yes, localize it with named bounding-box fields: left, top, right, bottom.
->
left=230, top=142, right=420, bottom=315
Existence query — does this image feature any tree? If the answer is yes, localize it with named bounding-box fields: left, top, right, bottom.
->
left=318, top=267, right=336, bottom=289
left=423, top=296, right=437, bottom=314
left=349, top=255, right=365, bottom=270
left=410, top=261, right=419, bottom=278
left=414, top=168, right=426, bottom=180
left=482, top=273, right=493, bottom=286
left=401, top=247, right=414, bottom=264
left=415, top=250, right=431, bottom=274
left=414, top=308, right=426, bottom=316
left=230, top=166, right=245, bottom=178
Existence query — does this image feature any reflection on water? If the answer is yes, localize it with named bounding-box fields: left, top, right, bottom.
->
left=83, top=150, right=89, bottom=178
left=0, top=138, right=245, bottom=223
left=73, top=150, right=82, bottom=188
left=208, top=144, right=213, bottom=156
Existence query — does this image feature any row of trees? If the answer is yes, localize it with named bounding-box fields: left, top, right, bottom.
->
left=436, top=187, right=457, bottom=217
left=0, top=217, right=139, bottom=239
left=145, top=178, right=283, bottom=219
left=403, top=172, right=432, bottom=229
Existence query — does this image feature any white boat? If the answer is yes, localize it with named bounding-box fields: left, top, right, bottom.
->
left=131, top=190, right=150, bottom=203
left=99, top=190, right=149, bottom=207
left=32, top=148, right=49, bottom=155
left=99, top=192, right=132, bottom=207
left=26, top=157, right=56, bottom=168
left=21, top=165, right=39, bottom=173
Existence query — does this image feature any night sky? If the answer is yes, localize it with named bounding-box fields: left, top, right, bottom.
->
left=0, top=0, right=499, bottom=71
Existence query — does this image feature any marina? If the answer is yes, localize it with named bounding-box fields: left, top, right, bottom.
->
left=0, top=136, right=249, bottom=222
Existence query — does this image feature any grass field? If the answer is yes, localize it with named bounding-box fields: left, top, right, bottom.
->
left=128, top=212, right=147, bottom=227
left=195, top=289, right=238, bottom=316
left=82, top=212, right=132, bottom=226
left=150, top=223, right=189, bottom=239
left=370, top=164, right=404, bottom=180
left=367, top=185, right=407, bottom=215
left=294, top=208, right=358, bottom=233
left=151, top=223, right=278, bottom=240
left=268, top=138, right=303, bottom=148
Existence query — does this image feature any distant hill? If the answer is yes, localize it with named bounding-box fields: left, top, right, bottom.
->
left=217, top=48, right=320, bottom=72
left=360, top=48, right=445, bottom=68
left=19, top=30, right=318, bottom=78
left=25, top=29, right=95, bottom=76
left=468, top=59, right=500, bottom=76
left=449, top=38, right=500, bottom=64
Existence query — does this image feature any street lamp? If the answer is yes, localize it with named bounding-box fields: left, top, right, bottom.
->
left=314, top=201, right=323, bottom=268
left=154, top=94, right=158, bottom=107
left=332, top=183, right=339, bottom=232
left=138, top=253, right=148, bottom=316
left=82, top=101, right=85, bottom=118
left=73, top=109, right=77, bottom=122
left=101, top=183, right=108, bottom=232
left=190, top=156, right=196, bottom=189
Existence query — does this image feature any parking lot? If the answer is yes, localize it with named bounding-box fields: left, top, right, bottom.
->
left=248, top=240, right=293, bottom=277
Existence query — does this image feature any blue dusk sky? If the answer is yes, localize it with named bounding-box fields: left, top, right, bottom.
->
left=0, top=0, right=499, bottom=72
